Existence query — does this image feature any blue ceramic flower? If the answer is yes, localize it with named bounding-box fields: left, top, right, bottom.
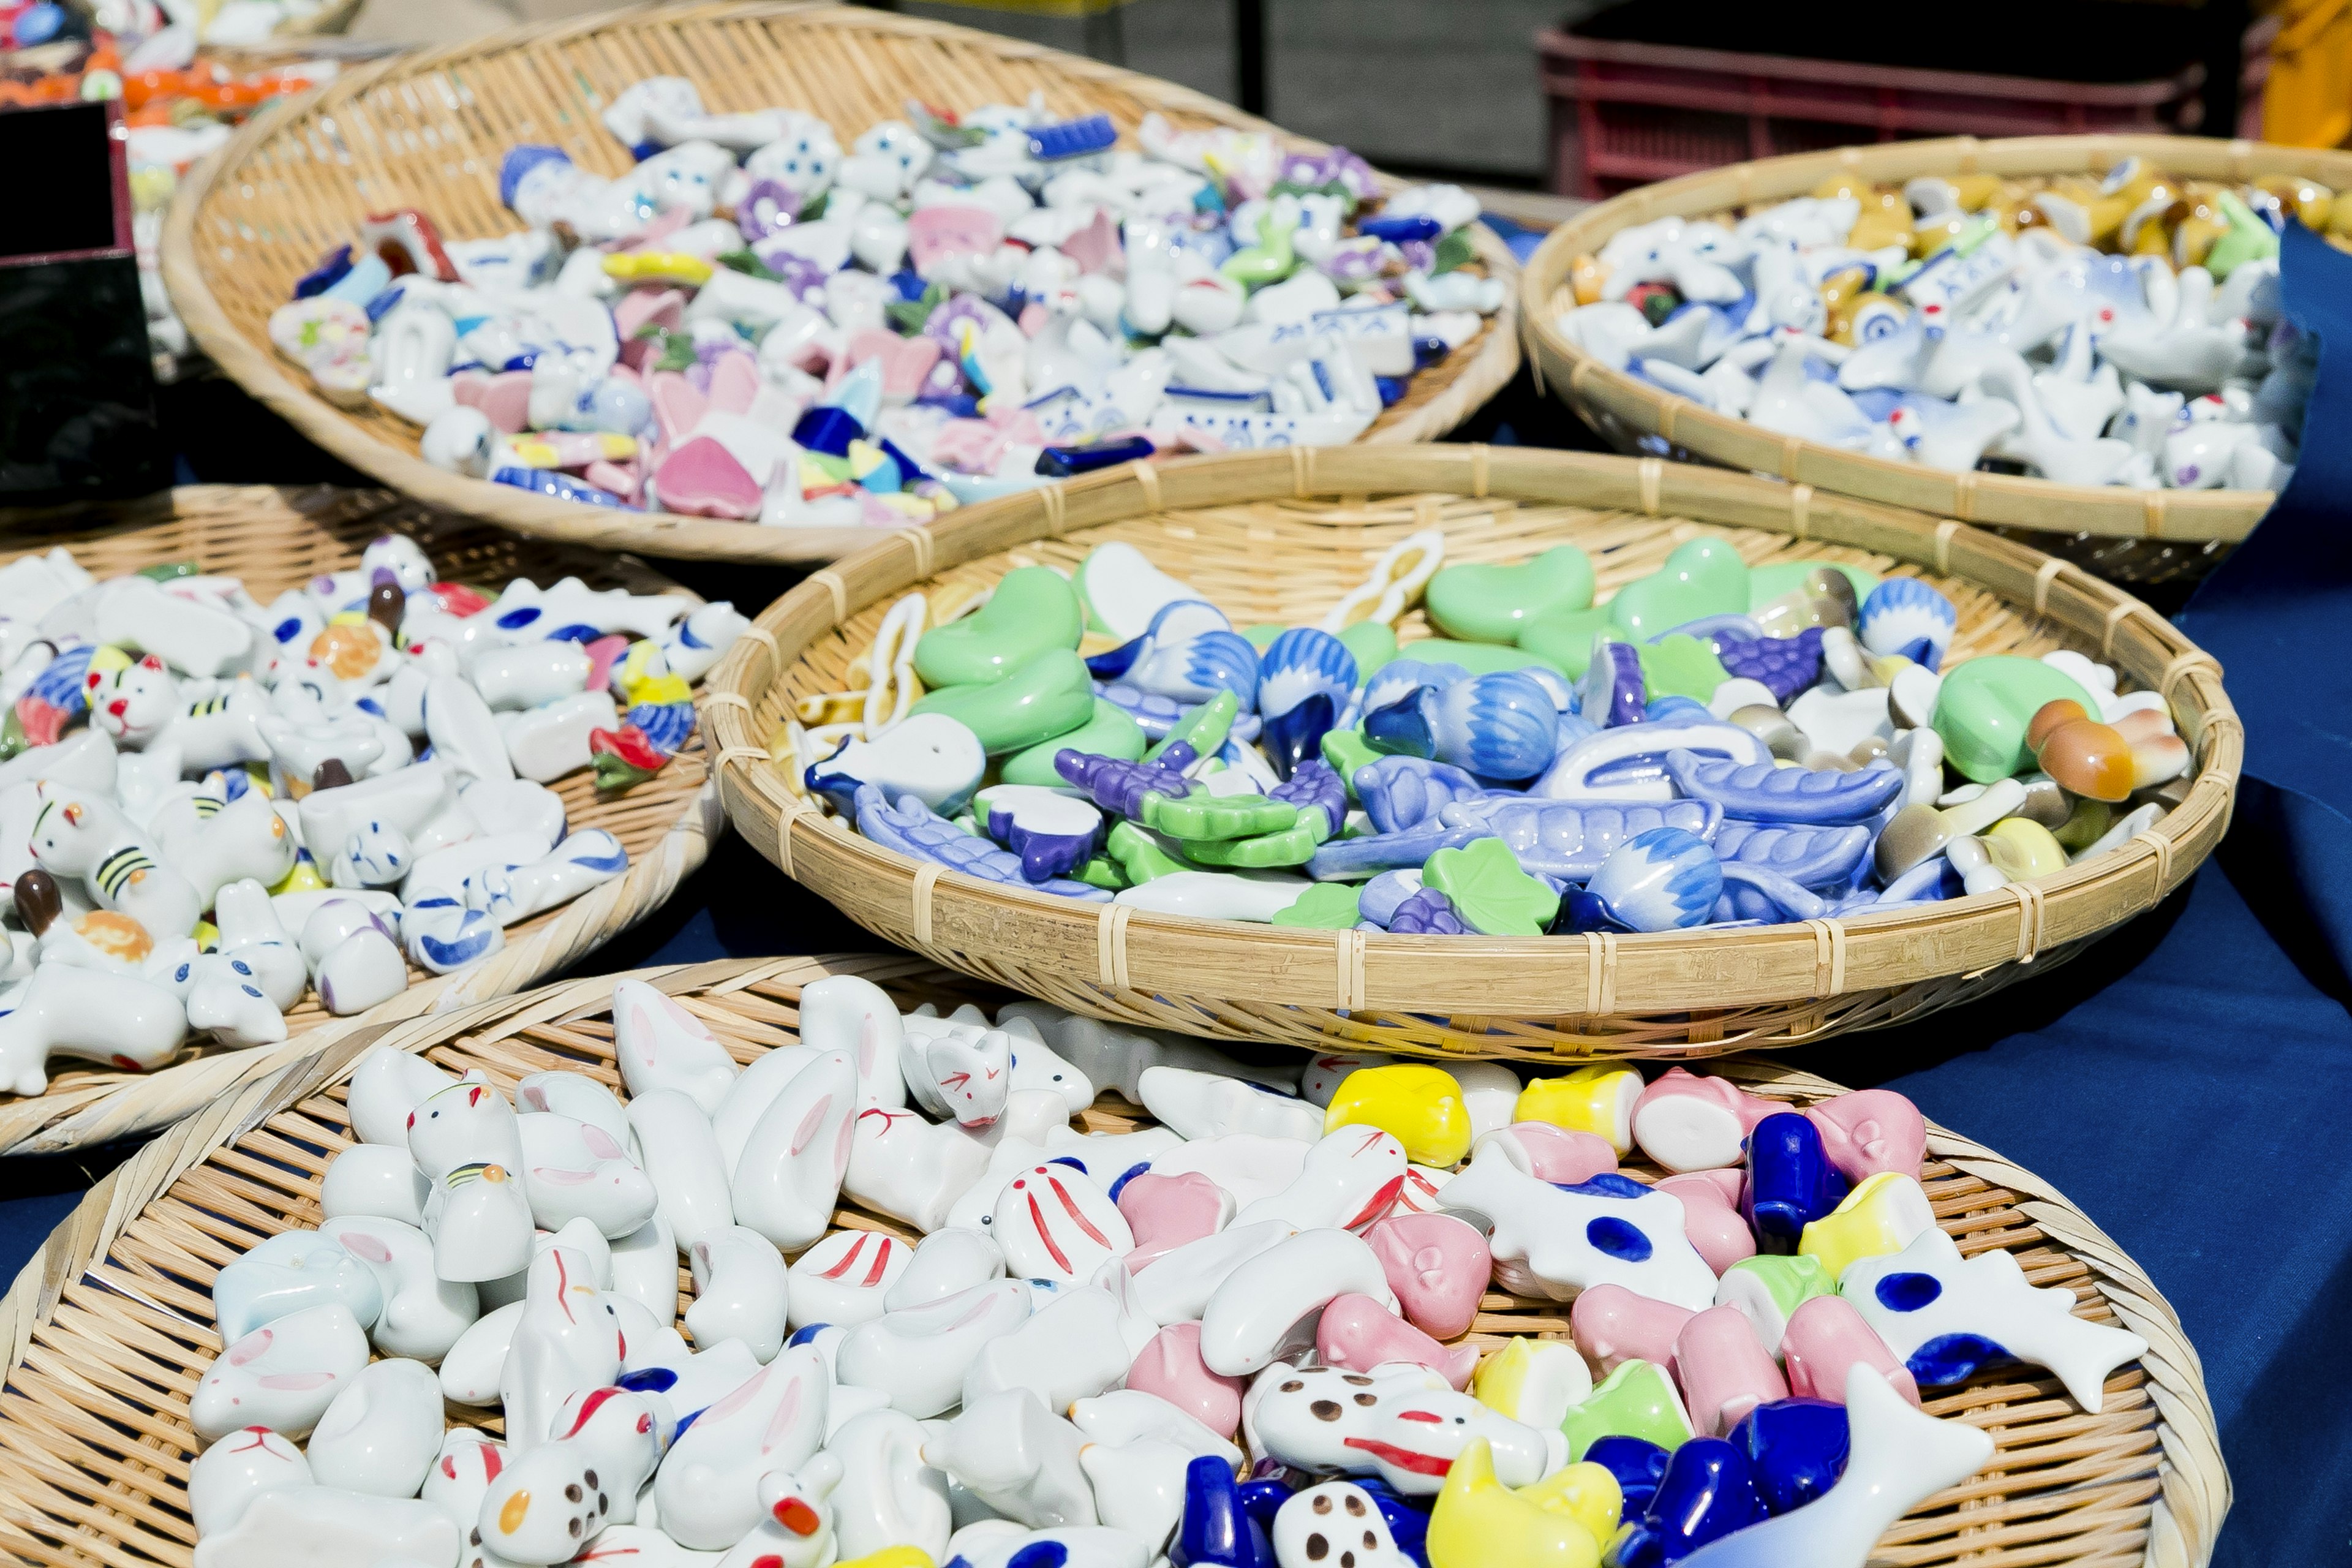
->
left=1256, top=628, right=1357, bottom=777
left=1586, top=826, right=1724, bottom=932
left=1856, top=578, right=1956, bottom=671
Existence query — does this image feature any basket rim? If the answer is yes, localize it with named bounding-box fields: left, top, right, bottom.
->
left=158, top=0, right=1523, bottom=567
left=0, top=953, right=2231, bottom=1568
left=0, top=484, right=722, bottom=1158
left=704, top=443, right=2242, bottom=1023
left=1517, top=132, right=2352, bottom=543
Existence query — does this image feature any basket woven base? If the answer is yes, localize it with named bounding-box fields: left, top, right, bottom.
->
left=0, top=486, right=719, bottom=1156
left=0, top=956, right=2228, bottom=1568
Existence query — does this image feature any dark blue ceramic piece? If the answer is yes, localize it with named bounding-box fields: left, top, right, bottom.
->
left=1716, top=625, right=1823, bottom=704
left=1172, top=1453, right=1277, bottom=1568
left=1743, top=1111, right=1850, bottom=1246
left=1728, top=1396, right=1850, bottom=1514
left=1583, top=1434, right=1671, bottom=1518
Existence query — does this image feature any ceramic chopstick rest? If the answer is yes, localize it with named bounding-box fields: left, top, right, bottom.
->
left=989, top=1162, right=1133, bottom=1283
left=732, top=1047, right=860, bottom=1250
left=1468, top=1336, right=1594, bottom=1434
left=679, top=1226, right=790, bottom=1363
left=646, top=1344, right=831, bottom=1549
left=1242, top=1362, right=1550, bottom=1495
left=0, top=962, right=189, bottom=1095
left=1632, top=1069, right=1780, bottom=1173
left=1231, top=1126, right=1408, bottom=1232
left=516, top=1111, right=659, bottom=1238
left=189, top=1426, right=314, bottom=1537
left=409, top=1079, right=537, bottom=1283
left=900, top=1016, right=1016, bottom=1128
left=1316, top=1291, right=1479, bottom=1387
left=627, top=1087, right=738, bottom=1252
left=842, top=1103, right=997, bottom=1234
left=1123, top=1321, right=1248, bottom=1439
left=438, top=1300, right=526, bottom=1405
left=213, top=1229, right=385, bottom=1343
left=318, top=1213, right=481, bottom=1361
left=1778, top=1294, right=1920, bottom=1407
left=797, top=974, right=911, bottom=1112
left=616, top=979, right=744, bottom=1114
left=1840, top=1226, right=2148, bottom=1411
left=191, top=1302, right=372, bottom=1442
left=1274, top=1480, right=1420, bottom=1568
left=478, top=1385, right=677, bottom=1562
left=824, top=1406, right=955, bottom=1562
left=788, top=1229, right=914, bottom=1327
left=1441, top=1142, right=1719, bottom=1310
left=834, top=1278, right=1034, bottom=1417
left=1075, top=1432, right=1196, bottom=1550
left=303, top=1355, right=446, bottom=1498
left=1657, top=1170, right=1759, bottom=1275
left=1363, top=1210, right=1491, bottom=1341
left=1147, top=1133, right=1309, bottom=1209
left=1197, top=1226, right=1396, bottom=1376
left=189, top=1484, right=463, bottom=1568
left=1139, top=1064, right=1322, bottom=1143
left=505, top=1244, right=624, bottom=1451
left=963, top=1284, right=1148, bottom=1412
left=925, top=1388, right=1098, bottom=1528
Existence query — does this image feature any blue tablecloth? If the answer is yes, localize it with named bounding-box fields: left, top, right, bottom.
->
left=7, top=213, right=2342, bottom=1568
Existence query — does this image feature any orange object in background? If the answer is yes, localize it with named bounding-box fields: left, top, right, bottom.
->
left=2262, top=0, right=2352, bottom=146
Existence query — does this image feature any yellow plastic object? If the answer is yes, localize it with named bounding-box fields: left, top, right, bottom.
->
left=1514, top=1066, right=1643, bottom=1154
left=1325, top=1064, right=1472, bottom=1166
left=1982, top=818, right=2067, bottom=880
left=1798, top=1170, right=1929, bottom=1283
left=2264, top=0, right=2352, bottom=151
left=1427, top=1437, right=1608, bottom=1568
left=603, top=251, right=715, bottom=287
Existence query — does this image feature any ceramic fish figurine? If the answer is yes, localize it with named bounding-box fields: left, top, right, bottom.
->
left=854, top=783, right=1110, bottom=901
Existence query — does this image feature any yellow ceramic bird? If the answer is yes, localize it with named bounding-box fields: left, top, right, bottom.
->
left=1325, top=1063, right=1472, bottom=1166
left=1513, top=1066, right=1643, bottom=1154
left=1428, top=1437, right=1619, bottom=1568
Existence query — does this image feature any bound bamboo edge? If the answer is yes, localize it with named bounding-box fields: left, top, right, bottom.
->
left=0, top=955, right=2228, bottom=1567
left=0, top=486, right=723, bottom=1155
left=157, top=0, right=1521, bottom=565
left=1517, top=134, right=2352, bottom=543
left=704, top=445, right=2241, bottom=1017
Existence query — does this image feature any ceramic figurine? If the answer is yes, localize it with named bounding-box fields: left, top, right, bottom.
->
left=989, top=1161, right=1134, bottom=1283
left=627, top=1087, right=738, bottom=1253
left=1841, top=1226, right=2149, bottom=1411
left=1779, top=1294, right=1920, bottom=1407
left=826, top=1407, right=955, bottom=1562
left=1441, top=1143, right=1719, bottom=1310
left=409, top=1079, right=537, bottom=1283
left=834, top=1278, right=1033, bottom=1417
left=318, top=1213, right=481, bottom=1361
left=788, top=1229, right=913, bottom=1327
left=1197, top=1227, right=1395, bottom=1375
left=1470, top=1336, right=1594, bottom=1432
left=189, top=1426, right=314, bottom=1538
left=1424, top=1438, right=1616, bottom=1568
left=188, top=1485, right=462, bottom=1568
left=1631, top=1069, right=1778, bottom=1173
left=213, top=1229, right=385, bottom=1346
left=1139, top=1065, right=1323, bottom=1143
left=190, top=1302, right=372, bottom=1442
left=1363, top=1210, right=1490, bottom=1341
left=503, top=1243, right=623, bottom=1451
left=901, top=1016, right=1016, bottom=1128
left=515, top=1110, right=658, bottom=1239
left=964, top=1283, right=1145, bottom=1412
left=304, top=1355, right=446, bottom=1498
left=477, top=1385, right=675, bottom=1562
left=925, top=1388, right=1098, bottom=1528
left=688, top=1226, right=793, bottom=1363
left=733, top=1047, right=859, bottom=1251
left=1242, top=1362, right=1549, bottom=1496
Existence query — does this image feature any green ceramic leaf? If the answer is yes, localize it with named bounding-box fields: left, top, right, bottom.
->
left=1637, top=634, right=1732, bottom=701
left=1000, top=697, right=1145, bottom=786
left=1423, top=837, right=1559, bottom=936
left=1142, top=791, right=1300, bottom=843
left=1515, top=605, right=1615, bottom=679
left=1107, top=820, right=1197, bottom=884
left=1271, top=881, right=1363, bottom=929
left=1320, top=727, right=1381, bottom=799
left=1607, top=538, right=1749, bottom=639
left=1931, top=655, right=2097, bottom=783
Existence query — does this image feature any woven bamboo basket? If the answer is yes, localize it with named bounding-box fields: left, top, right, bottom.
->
left=0, top=955, right=2228, bottom=1568
left=0, top=484, right=723, bottom=1156
left=157, top=0, right=1523, bottom=567
left=705, top=445, right=2241, bottom=1061
left=1521, top=135, right=2352, bottom=583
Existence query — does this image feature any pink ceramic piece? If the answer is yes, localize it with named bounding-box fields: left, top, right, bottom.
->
left=1363, top=1211, right=1489, bottom=1341
left=657, top=437, right=764, bottom=519
left=1118, top=1172, right=1233, bottom=1270
left=1569, top=1283, right=1694, bottom=1376
left=1480, top=1121, right=1618, bottom=1185
left=584, top=459, right=639, bottom=502
left=1806, top=1090, right=1929, bottom=1183
left=1673, top=1304, right=1790, bottom=1434
left=706, top=349, right=763, bottom=417
left=1017, top=301, right=1049, bottom=336
left=615, top=288, right=687, bottom=369
left=1062, top=209, right=1122, bottom=276
left=1654, top=1172, right=1760, bottom=1275
left=1316, top=1292, right=1479, bottom=1389
left=1781, top=1294, right=1922, bottom=1408
left=907, top=206, right=1005, bottom=275
left=459, top=370, right=533, bottom=434
left=1125, top=1321, right=1246, bottom=1439
left=1631, top=1068, right=1779, bottom=1173
left=836, top=330, right=944, bottom=404
left=649, top=371, right=709, bottom=451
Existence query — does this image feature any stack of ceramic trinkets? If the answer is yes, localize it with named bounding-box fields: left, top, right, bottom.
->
left=0, top=535, right=747, bottom=1098
left=793, top=527, right=2190, bottom=934
left=263, top=79, right=1505, bottom=524
left=1555, top=159, right=2320, bottom=493
left=184, top=978, right=2150, bottom=1568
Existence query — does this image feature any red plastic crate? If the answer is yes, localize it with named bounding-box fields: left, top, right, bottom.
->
left=1540, top=28, right=2206, bottom=198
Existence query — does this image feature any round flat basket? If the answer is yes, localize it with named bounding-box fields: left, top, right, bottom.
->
left=1520, top=134, right=2352, bottom=584
left=0, top=956, right=2226, bottom=1568
left=0, top=484, right=722, bottom=1156
left=705, top=444, right=2241, bottom=1061
left=159, top=0, right=1521, bottom=566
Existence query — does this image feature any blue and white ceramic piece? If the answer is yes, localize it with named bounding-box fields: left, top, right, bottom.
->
left=1255, top=628, right=1357, bottom=778
left=1085, top=600, right=1234, bottom=680
left=1354, top=755, right=1490, bottom=834
left=1536, top=723, right=1770, bottom=802
left=1126, top=628, right=1263, bottom=710
left=1608, top=1437, right=1767, bottom=1564
left=978, top=785, right=1106, bottom=884
left=1855, top=579, right=1958, bottom=671
left=1662, top=752, right=1904, bottom=826
left=1361, top=658, right=1468, bottom=715
left=1585, top=826, right=1724, bottom=932
left=1712, top=821, right=1874, bottom=889
left=1728, top=1399, right=1850, bottom=1517
left=1580, top=639, right=1646, bottom=726
left=1362, top=671, right=1558, bottom=783
left=1714, top=862, right=1831, bottom=924
left=1387, top=886, right=1467, bottom=935
left=805, top=712, right=987, bottom=815
left=854, top=782, right=1110, bottom=902
left=1744, top=1112, right=1849, bottom=1243
left=1357, top=869, right=1425, bottom=927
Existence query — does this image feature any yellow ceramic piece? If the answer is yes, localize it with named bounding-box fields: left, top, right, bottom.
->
left=1428, top=1438, right=1609, bottom=1568
left=513, top=434, right=639, bottom=468
left=848, top=440, right=892, bottom=481
left=193, top=919, right=219, bottom=952
left=2023, top=192, right=2091, bottom=245
left=603, top=251, right=715, bottom=287
left=268, top=856, right=328, bottom=895
left=1809, top=174, right=1864, bottom=203
left=1326, top=1064, right=1472, bottom=1166
left=1514, top=1066, right=1643, bottom=1155
left=869, top=491, right=938, bottom=522
left=1818, top=267, right=1877, bottom=344
left=1982, top=817, right=2067, bottom=880
left=1949, top=173, right=2003, bottom=211
left=1909, top=211, right=1971, bottom=257
left=834, top=1551, right=933, bottom=1568
left=1570, top=254, right=1609, bottom=306
left=1799, top=1170, right=1928, bottom=1283
left=616, top=641, right=691, bottom=707
left=2257, top=174, right=2335, bottom=230
left=1472, top=1337, right=1594, bottom=1429
left=1847, top=190, right=1913, bottom=252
